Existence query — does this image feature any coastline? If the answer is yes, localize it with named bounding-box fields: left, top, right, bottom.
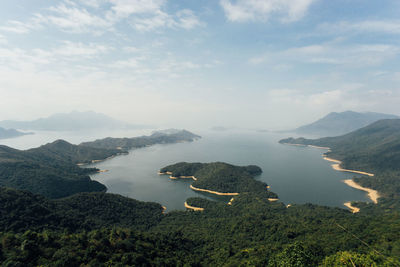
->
left=282, top=142, right=379, bottom=206
left=343, top=201, right=360, bottom=213
left=343, top=179, right=379, bottom=204
left=323, top=156, right=374, bottom=177
left=169, top=175, right=197, bottom=181
left=190, top=185, right=239, bottom=196
left=184, top=201, right=204, bottom=211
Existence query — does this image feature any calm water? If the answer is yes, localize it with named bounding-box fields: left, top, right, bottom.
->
left=0, top=129, right=369, bottom=211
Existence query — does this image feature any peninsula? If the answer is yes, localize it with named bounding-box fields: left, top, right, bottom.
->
left=81, top=129, right=200, bottom=150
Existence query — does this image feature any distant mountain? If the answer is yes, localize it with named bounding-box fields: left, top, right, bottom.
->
left=280, top=119, right=400, bottom=173
left=294, top=111, right=399, bottom=136
left=81, top=129, right=201, bottom=150
left=0, top=127, right=32, bottom=139
left=0, top=111, right=145, bottom=131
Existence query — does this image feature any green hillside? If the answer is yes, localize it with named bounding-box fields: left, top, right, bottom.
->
left=0, top=140, right=124, bottom=198
left=0, top=187, right=163, bottom=233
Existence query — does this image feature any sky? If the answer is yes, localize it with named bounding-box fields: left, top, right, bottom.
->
left=1, top=0, right=400, bottom=130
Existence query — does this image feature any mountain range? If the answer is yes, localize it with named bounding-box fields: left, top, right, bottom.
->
left=293, top=111, right=399, bottom=137
left=0, top=111, right=147, bottom=131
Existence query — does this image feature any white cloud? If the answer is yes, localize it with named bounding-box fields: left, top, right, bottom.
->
left=319, top=20, right=400, bottom=35
left=175, top=10, right=203, bottom=29
left=0, top=0, right=201, bottom=35
left=249, top=43, right=400, bottom=67
left=35, top=3, right=112, bottom=33
left=0, top=34, right=7, bottom=44
left=130, top=9, right=202, bottom=31
left=0, top=20, right=40, bottom=34
left=220, top=0, right=315, bottom=23
left=108, top=0, right=165, bottom=19
left=0, top=41, right=111, bottom=73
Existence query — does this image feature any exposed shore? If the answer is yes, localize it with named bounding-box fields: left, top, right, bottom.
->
left=282, top=142, right=379, bottom=207
left=323, top=157, right=374, bottom=177
left=190, top=185, right=239, bottom=196
left=169, top=175, right=197, bottom=181
left=343, top=201, right=360, bottom=213
left=343, top=179, right=379, bottom=204
left=184, top=201, right=204, bottom=211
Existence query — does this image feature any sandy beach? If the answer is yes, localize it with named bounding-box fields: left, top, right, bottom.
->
left=158, top=171, right=173, bottom=175
left=184, top=201, right=204, bottom=211
left=343, top=202, right=360, bottom=213
left=190, top=185, right=239, bottom=196
left=343, top=179, right=379, bottom=204
left=323, top=156, right=374, bottom=176
left=169, top=175, right=197, bottom=181
left=268, top=198, right=279, bottom=202
left=308, top=145, right=330, bottom=150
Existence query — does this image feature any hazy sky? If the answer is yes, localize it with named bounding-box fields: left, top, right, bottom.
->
left=1, top=0, right=400, bottom=130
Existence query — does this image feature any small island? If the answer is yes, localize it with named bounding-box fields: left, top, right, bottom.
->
left=159, top=162, right=278, bottom=200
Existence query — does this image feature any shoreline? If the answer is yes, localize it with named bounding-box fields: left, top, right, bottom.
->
left=282, top=142, right=379, bottom=206
left=343, top=201, right=360, bottom=213
left=169, top=175, right=197, bottom=181
left=184, top=201, right=204, bottom=211
left=190, top=185, right=239, bottom=196
left=343, top=179, right=379, bottom=204
left=323, top=156, right=374, bottom=177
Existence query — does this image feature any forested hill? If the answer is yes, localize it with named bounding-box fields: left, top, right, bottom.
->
left=0, top=187, right=163, bottom=232
left=160, top=162, right=277, bottom=197
left=0, top=140, right=125, bottom=198
left=280, top=119, right=400, bottom=173
left=81, top=129, right=201, bottom=150
left=294, top=111, right=399, bottom=137
left=0, top=126, right=31, bottom=139
left=27, top=139, right=125, bottom=165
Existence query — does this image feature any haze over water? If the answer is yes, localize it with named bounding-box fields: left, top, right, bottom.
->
left=0, top=129, right=369, bottom=211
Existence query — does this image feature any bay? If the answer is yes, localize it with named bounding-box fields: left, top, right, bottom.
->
left=0, top=129, right=369, bottom=211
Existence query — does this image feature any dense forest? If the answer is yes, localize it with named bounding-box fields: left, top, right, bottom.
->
left=81, top=129, right=201, bottom=150
left=0, top=187, right=399, bottom=266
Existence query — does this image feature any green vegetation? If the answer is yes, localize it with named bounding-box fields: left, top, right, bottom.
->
left=0, top=187, right=163, bottom=232
left=160, top=162, right=277, bottom=198
left=1, top=186, right=400, bottom=266
left=0, top=140, right=125, bottom=198
left=81, top=129, right=201, bottom=150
